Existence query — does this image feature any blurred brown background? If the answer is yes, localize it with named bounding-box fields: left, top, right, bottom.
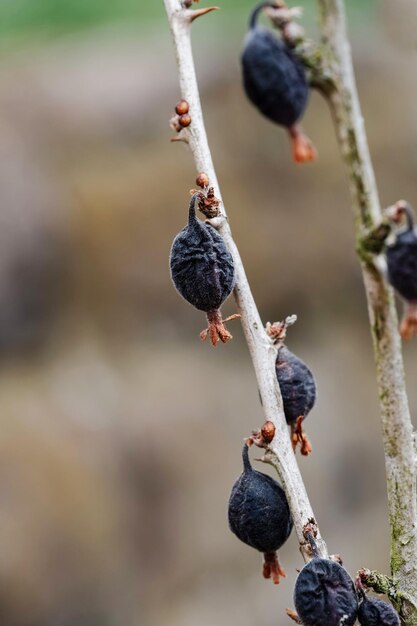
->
left=0, top=0, right=415, bottom=624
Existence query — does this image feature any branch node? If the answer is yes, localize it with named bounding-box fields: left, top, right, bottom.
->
left=357, top=221, right=392, bottom=260
left=170, top=134, right=189, bottom=144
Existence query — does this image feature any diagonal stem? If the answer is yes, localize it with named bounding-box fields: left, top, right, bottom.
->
left=164, top=0, right=327, bottom=560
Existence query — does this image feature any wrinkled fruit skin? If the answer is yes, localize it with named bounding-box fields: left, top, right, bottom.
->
left=275, top=345, right=316, bottom=425
left=241, top=28, right=309, bottom=128
left=294, top=558, right=358, bottom=626
left=170, top=197, right=235, bottom=312
left=228, top=446, right=293, bottom=553
left=358, top=597, right=400, bottom=626
left=386, top=228, right=417, bottom=302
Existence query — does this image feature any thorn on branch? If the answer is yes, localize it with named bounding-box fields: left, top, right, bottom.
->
left=247, top=420, right=276, bottom=448
left=187, top=6, right=220, bottom=23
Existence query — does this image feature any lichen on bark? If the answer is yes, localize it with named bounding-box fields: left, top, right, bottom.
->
left=316, top=1, right=417, bottom=622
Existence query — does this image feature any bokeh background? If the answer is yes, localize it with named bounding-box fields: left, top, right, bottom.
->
left=0, top=1, right=416, bottom=624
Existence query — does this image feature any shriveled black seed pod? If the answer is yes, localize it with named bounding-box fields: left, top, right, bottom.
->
left=386, top=203, right=417, bottom=340
left=275, top=344, right=316, bottom=455
left=170, top=193, right=236, bottom=346
left=241, top=2, right=316, bottom=163
left=228, top=445, right=293, bottom=584
left=358, top=596, right=400, bottom=626
left=294, top=556, right=358, bottom=626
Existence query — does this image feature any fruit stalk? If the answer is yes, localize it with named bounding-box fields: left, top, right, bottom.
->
left=163, top=0, right=327, bottom=560
left=316, top=0, right=417, bottom=621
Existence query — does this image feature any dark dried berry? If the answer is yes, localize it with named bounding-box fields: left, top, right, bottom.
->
left=276, top=345, right=316, bottom=455
left=358, top=596, right=400, bottom=626
left=386, top=204, right=417, bottom=340
left=294, top=557, right=358, bottom=626
left=228, top=444, right=293, bottom=584
left=241, top=2, right=316, bottom=163
left=170, top=193, right=237, bottom=346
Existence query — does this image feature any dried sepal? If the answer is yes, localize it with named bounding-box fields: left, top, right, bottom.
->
left=291, top=415, right=312, bottom=456
left=175, top=99, right=189, bottom=115
left=194, top=186, right=221, bottom=219
left=169, top=114, right=182, bottom=133
left=266, top=314, right=297, bottom=345
left=285, top=608, right=303, bottom=624
left=200, top=311, right=240, bottom=347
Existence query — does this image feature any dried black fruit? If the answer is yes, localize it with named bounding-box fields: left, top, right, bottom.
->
left=241, top=2, right=316, bottom=163
left=276, top=344, right=316, bottom=455
left=170, top=193, right=238, bottom=346
left=386, top=202, right=417, bottom=340
left=294, top=549, right=358, bottom=626
left=357, top=585, right=400, bottom=626
left=228, top=444, right=293, bottom=584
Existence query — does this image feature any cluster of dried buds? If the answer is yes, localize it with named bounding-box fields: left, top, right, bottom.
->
left=170, top=99, right=192, bottom=134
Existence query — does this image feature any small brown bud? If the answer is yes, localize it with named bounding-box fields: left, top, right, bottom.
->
left=196, top=172, right=209, bottom=188
left=261, top=421, right=275, bottom=443
left=175, top=100, right=189, bottom=115
left=178, top=114, right=191, bottom=128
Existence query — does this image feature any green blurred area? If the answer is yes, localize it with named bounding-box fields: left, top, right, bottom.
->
left=0, top=0, right=377, bottom=38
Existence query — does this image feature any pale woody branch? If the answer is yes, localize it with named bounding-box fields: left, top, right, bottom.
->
left=163, top=0, right=327, bottom=561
